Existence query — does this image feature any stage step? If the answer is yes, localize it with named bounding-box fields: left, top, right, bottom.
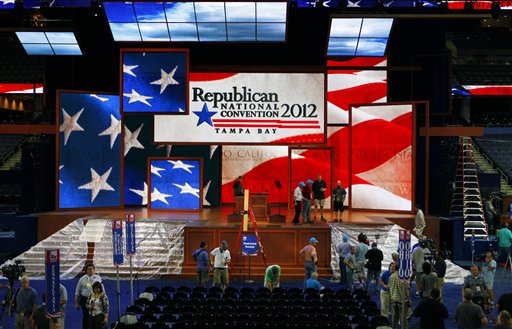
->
left=2, top=218, right=188, bottom=279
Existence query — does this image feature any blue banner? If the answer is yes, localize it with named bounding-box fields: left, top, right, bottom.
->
left=112, top=220, right=124, bottom=265
left=45, top=249, right=61, bottom=318
left=242, top=235, right=258, bottom=256
left=126, top=214, right=136, bottom=256
left=398, top=229, right=411, bottom=282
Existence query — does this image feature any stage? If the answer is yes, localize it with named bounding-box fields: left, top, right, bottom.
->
left=30, top=206, right=441, bottom=279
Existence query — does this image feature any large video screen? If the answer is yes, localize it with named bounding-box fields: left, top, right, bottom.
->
left=349, top=103, right=413, bottom=211
left=154, top=72, right=325, bottom=144
left=221, top=146, right=288, bottom=204
left=148, top=158, right=202, bottom=210
left=58, top=92, right=122, bottom=208
left=121, top=49, right=188, bottom=113
left=328, top=57, right=387, bottom=124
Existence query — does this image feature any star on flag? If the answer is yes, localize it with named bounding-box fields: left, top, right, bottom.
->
left=123, top=64, right=138, bottom=77
left=78, top=167, right=115, bottom=203
left=151, top=164, right=165, bottom=177
left=150, top=66, right=179, bottom=94
left=98, top=114, right=121, bottom=149
left=168, top=160, right=194, bottom=173
left=151, top=187, right=172, bottom=205
left=129, top=182, right=148, bottom=206
left=173, top=182, right=200, bottom=198
left=123, top=89, right=153, bottom=107
left=60, top=108, right=84, bottom=146
left=124, top=124, right=145, bottom=156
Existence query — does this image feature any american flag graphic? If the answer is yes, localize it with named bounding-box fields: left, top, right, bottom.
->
left=221, top=57, right=412, bottom=211
left=149, top=159, right=202, bottom=210
left=462, top=85, right=512, bottom=96
left=58, top=92, right=122, bottom=208
left=122, top=50, right=188, bottom=113
left=124, top=115, right=221, bottom=207
left=0, top=83, right=43, bottom=94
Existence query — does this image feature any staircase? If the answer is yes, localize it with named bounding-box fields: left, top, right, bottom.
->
left=3, top=218, right=187, bottom=279
left=450, top=137, right=487, bottom=239
left=0, top=149, right=21, bottom=171
left=473, top=143, right=512, bottom=195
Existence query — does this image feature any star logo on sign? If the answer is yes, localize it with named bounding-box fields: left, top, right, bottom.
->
left=123, top=64, right=138, bottom=77
left=150, top=66, right=179, bottom=94
left=167, top=160, right=194, bottom=173
left=78, top=167, right=115, bottom=203
left=129, top=182, right=148, bottom=205
left=193, top=103, right=216, bottom=127
left=123, top=89, right=153, bottom=107
left=98, top=114, right=121, bottom=149
left=151, top=187, right=172, bottom=205
left=173, top=182, right=200, bottom=198
left=60, top=108, right=84, bottom=146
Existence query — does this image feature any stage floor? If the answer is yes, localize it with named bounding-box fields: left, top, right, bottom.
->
left=38, top=206, right=415, bottom=230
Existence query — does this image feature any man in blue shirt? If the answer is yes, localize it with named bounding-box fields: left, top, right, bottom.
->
left=380, top=263, right=396, bottom=318
left=192, top=241, right=211, bottom=288
left=12, top=276, right=37, bottom=329
left=305, top=272, right=322, bottom=292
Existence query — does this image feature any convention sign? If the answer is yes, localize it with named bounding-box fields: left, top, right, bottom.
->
left=242, top=235, right=258, bottom=256
left=112, top=220, right=124, bottom=265
left=45, top=249, right=61, bottom=318
left=154, top=73, right=325, bottom=144
left=398, top=229, right=411, bottom=282
left=125, top=214, right=136, bottom=256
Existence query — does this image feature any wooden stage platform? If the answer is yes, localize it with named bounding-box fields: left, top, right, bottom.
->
left=37, top=206, right=432, bottom=279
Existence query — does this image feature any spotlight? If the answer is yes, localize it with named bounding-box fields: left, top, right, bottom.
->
left=464, top=0, right=474, bottom=12
left=490, top=1, right=501, bottom=19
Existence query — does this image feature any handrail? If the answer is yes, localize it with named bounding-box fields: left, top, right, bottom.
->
left=0, top=135, right=32, bottom=168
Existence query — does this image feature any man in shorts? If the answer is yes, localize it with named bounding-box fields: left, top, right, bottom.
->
left=210, top=240, right=231, bottom=292
left=312, top=174, right=327, bottom=221
left=332, top=180, right=347, bottom=222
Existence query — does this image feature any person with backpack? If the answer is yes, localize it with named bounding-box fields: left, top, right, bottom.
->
left=192, top=241, right=211, bottom=288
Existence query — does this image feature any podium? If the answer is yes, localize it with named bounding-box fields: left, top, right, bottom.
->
left=228, top=196, right=245, bottom=223
left=250, top=193, right=269, bottom=221
left=234, top=196, right=244, bottom=214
